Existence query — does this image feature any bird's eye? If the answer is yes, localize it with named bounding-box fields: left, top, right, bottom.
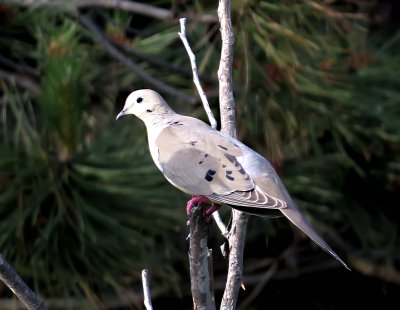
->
left=136, top=97, right=143, bottom=103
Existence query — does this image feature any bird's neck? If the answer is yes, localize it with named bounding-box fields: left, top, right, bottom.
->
left=143, top=111, right=182, bottom=171
left=142, top=110, right=179, bottom=132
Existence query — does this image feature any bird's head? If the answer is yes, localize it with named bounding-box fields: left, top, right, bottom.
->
left=116, top=89, right=173, bottom=121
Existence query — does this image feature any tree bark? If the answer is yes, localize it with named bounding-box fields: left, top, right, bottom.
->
left=217, top=1, right=250, bottom=309
left=188, top=207, right=216, bottom=310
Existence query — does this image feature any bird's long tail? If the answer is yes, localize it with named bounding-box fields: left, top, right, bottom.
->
left=280, top=198, right=350, bottom=270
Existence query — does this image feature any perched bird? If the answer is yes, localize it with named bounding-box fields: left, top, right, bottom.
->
left=116, top=89, right=349, bottom=270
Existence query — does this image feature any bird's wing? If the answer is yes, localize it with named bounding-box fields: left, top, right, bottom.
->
left=156, top=117, right=285, bottom=209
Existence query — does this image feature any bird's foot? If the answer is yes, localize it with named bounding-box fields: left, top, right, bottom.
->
left=186, top=195, right=221, bottom=220
left=203, top=203, right=221, bottom=220
left=186, top=195, right=209, bottom=215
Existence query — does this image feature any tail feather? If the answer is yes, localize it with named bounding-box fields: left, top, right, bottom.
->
left=280, top=202, right=350, bottom=270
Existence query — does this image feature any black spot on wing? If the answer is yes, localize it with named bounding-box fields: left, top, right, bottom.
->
left=224, top=154, right=240, bottom=167
left=199, top=160, right=204, bottom=164
left=226, top=170, right=234, bottom=181
left=225, top=153, right=235, bottom=163
left=226, top=175, right=235, bottom=181
left=190, top=141, right=197, bottom=146
left=238, top=167, right=246, bottom=175
left=205, top=169, right=216, bottom=182
left=217, top=144, right=228, bottom=150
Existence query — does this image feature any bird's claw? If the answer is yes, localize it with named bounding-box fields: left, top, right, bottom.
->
left=186, top=195, right=221, bottom=220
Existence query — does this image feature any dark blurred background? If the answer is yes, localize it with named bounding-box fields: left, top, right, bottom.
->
left=0, top=0, right=399, bottom=309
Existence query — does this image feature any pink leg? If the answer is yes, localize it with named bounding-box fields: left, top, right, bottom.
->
left=186, top=195, right=221, bottom=220
left=186, top=195, right=210, bottom=215
left=203, top=203, right=221, bottom=220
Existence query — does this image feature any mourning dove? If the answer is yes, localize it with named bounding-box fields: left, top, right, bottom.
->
left=116, top=89, right=349, bottom=270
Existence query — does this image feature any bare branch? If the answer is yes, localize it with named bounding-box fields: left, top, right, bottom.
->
left=0, top=253, right=46, bottom=310
left=216, top=1, right=251, bottom=309
left=217, top=0, right=236, bottom=138
left=77, top=14, right=197, bottom=104
left=141, top=269, right=153, bottom=310
left=178, top=17, right=218, bottom=129
left=4, top=0, right=217, bottom=23
left=188, top=206, right=216, bottom=310
left=177, top=17, right=229, bottom=240
left=212, top=211, right=229, bottom=237
left=220, top=211, right=249, bottom=310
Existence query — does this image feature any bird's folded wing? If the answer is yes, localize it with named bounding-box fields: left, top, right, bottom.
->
left=156, top=119, right=253, bottom=195
left=156, top=118, right=285, bottom=209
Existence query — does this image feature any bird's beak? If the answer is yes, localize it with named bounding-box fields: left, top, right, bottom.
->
left=116, top=110, right=126, bottom=120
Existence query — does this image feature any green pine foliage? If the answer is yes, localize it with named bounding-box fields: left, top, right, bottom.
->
left=0, top=10, right=186, bottom=302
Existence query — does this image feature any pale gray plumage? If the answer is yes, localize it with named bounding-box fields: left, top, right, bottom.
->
left=116, top=89, right=349, bottom=270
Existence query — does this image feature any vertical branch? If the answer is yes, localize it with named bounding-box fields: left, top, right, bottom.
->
left=0, top=254, right=46, bottom=310
left=220, top=211, right=249, bottom=309
left=217, top=0, right=237, bottom=138
left=188, top=207, right=216, bottom=310
left=217, top=1, right=250, bottom=309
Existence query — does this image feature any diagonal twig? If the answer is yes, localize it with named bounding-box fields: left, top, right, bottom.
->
left=0, top=253, right=46, bottom=310
left=77, top=14, right=198, bottom=104
left=178, top=17, right=218, bottom=129
left=114, top=37, right=217, bottom=86
left=178, top=17, right=228, bottom=237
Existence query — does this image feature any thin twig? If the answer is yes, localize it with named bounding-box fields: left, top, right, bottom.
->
left=77, top=14, right=198, bottom=104
left=212, top=211, right=229, bottom=237
left=177, top=17, right=229, bottom=237
left=216, top=1, right=251, bottom=309
left=178, top=17, right=218, bottom=129
left=141, top=269, right=153, bottom=310
left=4, top=0, right=217, bottom=23
left=0, top=253, right=46, bottom=310
left=114, top=38, right=217, bottom=85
